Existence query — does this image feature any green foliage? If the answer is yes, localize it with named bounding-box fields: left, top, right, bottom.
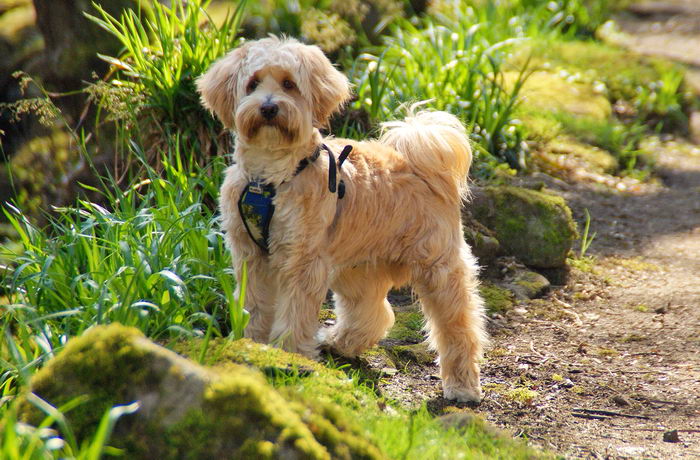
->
left=86, top=0, right=246, bottom=155
left=553, top=112, right=647, bottom=171
left=1, top=139, right=246, bottom=392
left=350, top=11, right=531, bottom=168
left=0, top=393, right=139, bottom=460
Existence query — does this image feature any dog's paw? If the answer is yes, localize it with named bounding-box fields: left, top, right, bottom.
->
left=316, top=327, right=366, bottom=358
left=443, top=384, right=483, bottom=404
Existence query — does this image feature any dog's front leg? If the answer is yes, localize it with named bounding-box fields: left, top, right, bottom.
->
left=233, top=255, right=278, bottom=343
left=268, top=256, right=329, bottom=358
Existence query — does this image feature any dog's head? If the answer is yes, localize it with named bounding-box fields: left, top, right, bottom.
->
left=197, top=37, right=351, bottom=148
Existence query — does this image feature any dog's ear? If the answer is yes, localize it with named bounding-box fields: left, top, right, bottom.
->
left=297, top=44, right=351, bottom=128
left=197, top=43, right=250, bottom=129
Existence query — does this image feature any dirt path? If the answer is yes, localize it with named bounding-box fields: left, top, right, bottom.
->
left=473, top=139, right=700, bottom=459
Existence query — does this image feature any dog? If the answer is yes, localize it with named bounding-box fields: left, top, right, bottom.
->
left=197, top=36, right=486, bottom=402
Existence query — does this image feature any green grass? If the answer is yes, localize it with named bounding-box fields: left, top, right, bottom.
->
left=1, top=139, right=244, bottom=388
left=349, top=10, right=531, bottom=170
left=86, top=0, right=247, bottom=159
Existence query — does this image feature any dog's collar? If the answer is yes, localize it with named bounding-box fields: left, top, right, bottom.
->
left=238, top=143, right=353, bottom=253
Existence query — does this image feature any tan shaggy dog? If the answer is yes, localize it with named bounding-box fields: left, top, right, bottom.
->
left=197, top=36, right=486, bottom=402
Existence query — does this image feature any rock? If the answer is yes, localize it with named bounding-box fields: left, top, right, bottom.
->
left=463, top=219, right=502, bottom=265
left=22, top=324, right=384, bottom=459
left=504, top=268, right=551, bottom=300
left=471, top=186, right=578, bottom=268
left=663, top=429, right=681, bottom=443
left=612, top=395, right=631, bottom=407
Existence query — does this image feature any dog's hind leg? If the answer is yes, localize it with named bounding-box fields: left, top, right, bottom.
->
left=413, top=244, right=486, bottom=403
left=323, top=264, right=396, bottom=357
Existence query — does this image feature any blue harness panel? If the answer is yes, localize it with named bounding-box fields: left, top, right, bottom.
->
left=237, top=180, right=276, bottom=253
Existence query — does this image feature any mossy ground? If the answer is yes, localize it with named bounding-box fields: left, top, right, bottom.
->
left=385, top=309, right=425, bottom=343
left=480, top=282, right=515, bottom=314
left=171, top=336, right=544, bottom=459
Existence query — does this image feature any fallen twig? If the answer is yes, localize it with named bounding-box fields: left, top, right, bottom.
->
left=609, top=428, right=700, bottom=433
left=572, top=413, right=607, bottom=420
left=554, top=299, right=583, bottom=325
left=529, top=340, right=546, bottom=359
left=572, top=408, right=651, bottom=420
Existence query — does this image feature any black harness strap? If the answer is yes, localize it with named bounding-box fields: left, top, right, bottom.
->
left=320, top=143, right=353, bottom=198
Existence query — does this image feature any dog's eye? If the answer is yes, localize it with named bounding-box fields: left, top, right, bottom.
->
left=246, top=78, right=259, bottom=93
left=282, top=79, right=296, bottom=90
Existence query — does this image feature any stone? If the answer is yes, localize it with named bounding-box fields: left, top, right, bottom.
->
left=471, top=186, right=578, bottom=268
left=663, top=429, right=681, bottom=443
left=505, top=269, right=551, bottom=300
left=22, top=324, right=385, bottom=459
left=463, top=218, right=502, bottom=266
left=386, top=342, right=436, bottom=366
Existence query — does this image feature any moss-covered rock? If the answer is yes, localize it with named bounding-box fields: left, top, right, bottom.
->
left=23, top=324, right=385, bottom=460
left=505, top=268, right=551, bottom=300
left=386, top=342, right=436, bottom=366
left=463, top=219, right=502, bottom=265
left=471, top=186, right=578, bottom=268
left=545, top=137, right=619, bottom=174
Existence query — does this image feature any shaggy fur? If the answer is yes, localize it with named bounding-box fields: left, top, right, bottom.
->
left=197, top=37, right=487, bottom=402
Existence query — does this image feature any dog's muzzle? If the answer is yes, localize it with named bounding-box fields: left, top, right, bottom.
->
left=260, top=102, right=278, bottom=120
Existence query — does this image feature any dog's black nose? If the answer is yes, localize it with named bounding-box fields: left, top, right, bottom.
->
left=260, top=102, right=279, bottom=120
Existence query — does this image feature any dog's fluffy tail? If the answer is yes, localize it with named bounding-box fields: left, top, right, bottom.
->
left=379, top=104, right=472, bottom=201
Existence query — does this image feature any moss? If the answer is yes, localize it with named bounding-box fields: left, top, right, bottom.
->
left=606, top=256, right=661, bottom=272
left=506, top=387, right=539, bottom=406
left=487, top=347, right=509, bottom=358
left=506, top=70, right=611, bottom=121
left=480, top=282, right=515, bottom=314
left=596, top=347, right=620, bottom=357
left=568, top=256, right=598, bottom=274
left=386, top=342, right=435, bottom=366
left=163, top=371, right=335, bottom=460
left=23, top=324, right=153, bottom=439
left=511, top=38, right=690, bottom=122
left=540, top=137, right=619, bottom=174
left=386, top=309, right=424, bottom=343
left=23, top=325, right=385, bottom=459
left=319, top=308, right=337, bottom=323
left=473, top=186, right=578, bottom=268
